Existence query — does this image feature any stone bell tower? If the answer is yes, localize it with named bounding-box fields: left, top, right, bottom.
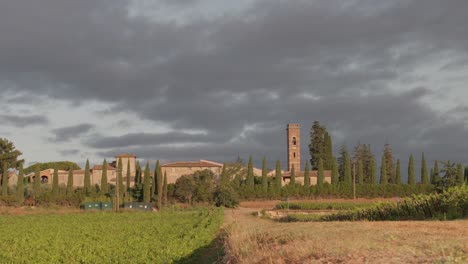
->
left=287, top=124, right=301, bottom=172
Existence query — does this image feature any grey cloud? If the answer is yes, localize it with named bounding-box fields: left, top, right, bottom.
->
left=1, top=0, right=468, bottom=173
left=0, top=114, right=49, bottom=127
left=59, top=149, right=80, bottom=156
left=86, top=131, right=225, bottom=149
left=50, top=124, right=94, bottom=142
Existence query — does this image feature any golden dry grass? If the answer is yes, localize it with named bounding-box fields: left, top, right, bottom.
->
left=222, top=207, right=468, bottom=264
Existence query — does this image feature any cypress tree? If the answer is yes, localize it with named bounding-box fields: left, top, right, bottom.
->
left=117, top=158, right=124, bottom=200
left=84, top=159, right=91, bottom=194
left=66, top=169, right=74, bottom=195
left=220, top=163, right=227, bottom=186
left=430, top=168, right=434, bottom=184
left=17, top=164, right=25, bottom=204
left=304, top=162, right=310, bottom=187
left=357, top=160, right=364, bottom=184
left=143, top=162, right=151, bottom=203
left=395, top=159, right=401, bottom=185
left=383, top=144, right=395, bottom=183
left=2, top=162, right=8, bottom=195
left=465, top=167, right=468, bottom=184
left=324, top=132, right=334, bottom=170
left=261, top=158, right=268, bottom=194
left=331, top=158, right=339, bottom=185
left=421, top=153, right=428, bottom=184
left=456, top=163, right=464, bottom=184
left=317, top=159, right=324, bottom=188
left=126, top=159, right=131, bottom=192
left=52, top=165, right=59, bottom=197
left=135, top=161, right=142, bottom=185
left=309, top=121, right=326, bottom=170
left=344, top=151, right=352, bottom=184
left=275, top=160, right=282, bottom=193
left=247, top=156, right=254, bottom=192
left=157, top=162, right=163, bottom=209
left=163, top=172, right=168, bottom=206
left=369, top=157, right=377, bottom=185
left=33, top=164, right=41, bottom=195
left=338, top=144, right=349, bottom=182
left=153, top=160, right=160, bottom=196
left=100, top=160, right=109, bottom=194
left=380, top=155, right=387, bottom=185
left=290, top=164, right=295, bottom=185
left=432, top=160, right=440, bottom=184
left=408, top=154, right=415, bottom=185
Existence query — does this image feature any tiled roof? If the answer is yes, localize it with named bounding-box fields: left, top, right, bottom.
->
left=161, top=160, right=223, bottom=168
left=92, top=165, right=116, bottom=171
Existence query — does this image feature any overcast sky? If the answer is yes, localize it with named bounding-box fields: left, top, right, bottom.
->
left=1, top=0, right=468, bottom=173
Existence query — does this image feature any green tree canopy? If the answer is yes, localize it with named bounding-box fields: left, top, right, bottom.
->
left=0, top=138, right=23, bottom=175
left=25, top=161, right=80, bottom=175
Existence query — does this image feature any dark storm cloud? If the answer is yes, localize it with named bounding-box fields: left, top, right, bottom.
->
left=50, top=124, right=94, bottom=142
left=1, top=0, right=468, bottom=169
left=0, top=114, right=49, bottom=127
left=86, top=132, right=225, bottom=149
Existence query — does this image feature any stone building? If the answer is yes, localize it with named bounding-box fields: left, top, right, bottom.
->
left=161, top=160, right=224, bottom=184
left=25, top=154, right=133, bottom=188
left=0, top=170, right=19, bottom=187
left=282, top=123, right=332, bottom=185
left=110, top=153, right=137, bottom=179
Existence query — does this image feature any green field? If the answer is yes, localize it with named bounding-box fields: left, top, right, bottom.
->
left=0, top=208, right=223, bottom=263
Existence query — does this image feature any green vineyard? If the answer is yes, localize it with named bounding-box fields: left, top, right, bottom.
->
left=0, top=208, right=223, bottom=263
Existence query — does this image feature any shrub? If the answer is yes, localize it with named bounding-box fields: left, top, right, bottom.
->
left=320, top=185, right=468, bottom=221
left=214, top=186, right=240, bottom=208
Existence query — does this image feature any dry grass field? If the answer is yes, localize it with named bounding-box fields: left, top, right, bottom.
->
left=222, top=203, right=468, bottom=264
